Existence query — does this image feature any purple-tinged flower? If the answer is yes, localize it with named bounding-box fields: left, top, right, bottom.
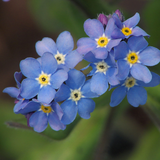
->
left=35, top=31, right=83, bottom=71
left=20, top=100, right=66, bottom=132
left=111, top=12, right=149, bottom=39
left=20, top=52, right=68, bottom=104
left=3, top=72, right=30, bottom=113
left=77, top=17, right=121, bottom=59
left=110, top=72, right=160, bottom=107
left=97, top=13, right=108, bottom=27
left=114, top=9, right=124, bottom=22
left=3, top=0, right=10, bottom=2
left=114, top=36, right=160, bottom=83
left=82, top=51, right=119, bottom=95
left=54, top=69, right=98, bottom=125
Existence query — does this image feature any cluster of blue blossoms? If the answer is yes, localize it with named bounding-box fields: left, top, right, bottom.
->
left=3, top=10, right=160, bottom=133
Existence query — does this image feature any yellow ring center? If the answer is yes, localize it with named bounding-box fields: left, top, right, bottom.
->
left=121, top=27, right=132, bottom=36
left=41, top=105, right=52, bottom=113
left=97, top=37, right=108, bottom=47
left=38, top=73, right=50, bottom=86
left=127, top=52, right=138, bottom=64
left=96, top=61, right=108, bottom=72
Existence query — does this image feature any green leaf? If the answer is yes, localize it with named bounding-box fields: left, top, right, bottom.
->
left=129, top=126, right=160, bottom=160
left=28, top=0, right=114, bottom=39
left=17, top=107, right=109, bottom=160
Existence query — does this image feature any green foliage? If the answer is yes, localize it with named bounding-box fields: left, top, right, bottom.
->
left=28, top=0, right=114, bottom=39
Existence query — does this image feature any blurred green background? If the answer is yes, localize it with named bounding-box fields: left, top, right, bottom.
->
left=1, top=0, right=160, bottom=159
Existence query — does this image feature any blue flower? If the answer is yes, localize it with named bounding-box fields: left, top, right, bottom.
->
left=3, top=72, right=30, bottom=113
left=35, top=31, right=83, bottom=71
left=82, top=51, right=119, bottom=95
left=77, top=18, right=121, bottom=59
left=110, top=72, right=160, bottom=107
left=20, top=52, right=68, bottom=104
left=114, top=36, right=160, bottom=83
left=19, top=100, right=66, bottom=133
left=54, top=69, right=98, bottom=125
left=111, top=12, right=149, bottom=39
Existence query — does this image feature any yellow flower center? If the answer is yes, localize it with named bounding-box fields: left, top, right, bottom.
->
left=121, top=27, right=132, bottom=36
left=97, top=36, right=109, bottom=47
left=54, top=52, right=65, bottom=65
left=41, top=105, right=52, bottom=113
left=37, top=72, right=51, bottom=87
left=70, top=89, right=82, bottom=102
left=124, top=77, right=136, bottom=88
left=127, top=52, right=139, bottom=64
left=96, top=61, right=108, bottom=73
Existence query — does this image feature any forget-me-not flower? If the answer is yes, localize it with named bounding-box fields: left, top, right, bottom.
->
left=110, top=72, right=160, bottom=107
left=114, top=36, right=160, bottom=83
left=35, top=31, right=83, bottom=71
left=77, top=17, right=121, bottom=59
left=54, top=69, right=98, bottom=125
left=82, top=51, right=119, bottom=95
left=20, top=52, right=68, bottom=104
left=19, top=100, right=66, bottom=133
left=111, top=12, right=149, bottom=39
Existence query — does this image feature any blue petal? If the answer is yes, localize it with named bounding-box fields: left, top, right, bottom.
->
left=130, top=64, right=152, bottom=83
left=114, top=41, right=129, bottom=60
left=124, top=13, right=140, bottom=28
left=139, top=46, right=160, bottom=66
left=51, top=101, right=64, bottom=119
left=92, top=47, right=108, bottom=59
left=29, top=111, right=48, bottom=133
left=14, top=99, right=30, bottom=114
left=20, top=58, right=41, bottom=78
left=14, top=71, right=22, bottom=88
left=3, top=87, right=20, bottom=98
left=117, top=60, right=130, bottom=80
left=137, top=72, right=160, bottom=87
left=84, top=19, right=104, bottom=38
left=127, top=86, right=147, bottom=107
left=38, top=85, right=56, bottom=104
left=81, top=80, right=99, bottom=98
left=48, top=112, right=66, bottom=131
left=61, top=100, right=77, bottom=125
left=41, top=52, right=57, bottom=74
left=132, top=26, right=149, bottom=37
left=90, top=72, right=108, bottom=95
left=110, top=86, right=127, bottom=107
left=18, top=101, right=40, bottom=114
left=128, top=36, right=148, bottom=52
left=83, top=51, right=98, bottom=63
left=77, top=37, right=96, bottom=55
left=107, top=39, right=121, bottom=52
left=65, top=69, right=85, bottom=89
left=50, top=69, right=68, bottom=89
left=35, top=37, right=57, bottom=56
left=65, top=50, right=83, bottom=69
left=112, top=13, right=123, bottom=29
left=77, top=98, right=95, bottom=119
left=105, top=18, right=115, bottom=38
left=56, top=31, right=74, bottom=55
left=111, top=26, right=125, bottom=39
left=20, top=78, right=40, bottom=99
left=54, top=84, right=70, bottom=102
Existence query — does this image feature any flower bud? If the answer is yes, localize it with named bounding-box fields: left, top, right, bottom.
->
left=97, top=13, right=108, bottom=27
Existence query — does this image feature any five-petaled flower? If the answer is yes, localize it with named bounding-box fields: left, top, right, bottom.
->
left=20, top=52, right=68, bottom=104
left=55, top=69, right=98, bottom=125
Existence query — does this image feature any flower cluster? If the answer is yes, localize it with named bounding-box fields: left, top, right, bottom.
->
left=3, top=10, right=160, bottom=133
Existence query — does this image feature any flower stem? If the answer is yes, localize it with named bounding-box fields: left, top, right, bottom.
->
left=93, top=107, right=116, bottom=160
